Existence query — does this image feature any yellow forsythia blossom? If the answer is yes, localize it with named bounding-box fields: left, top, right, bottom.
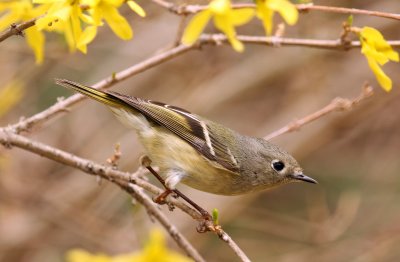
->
left=255, top=0, right=298, bottom=35
left=66, top=229, right=193, bottom=262
left=34, top=0, right=86, bottom=52
left=182, top=0, right=254, bottom=52
left=33, top=0, right=145, bottom=53
left=77, top=0, right=146, bottom=53
left=0, top=0, right=145, bottom=59
left=0, top=1, right=48, bottom=63
left=360, top=27, right=399, bottom=91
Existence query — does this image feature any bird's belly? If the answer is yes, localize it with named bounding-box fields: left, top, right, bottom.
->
left=138, top=127, right=248, bottom=195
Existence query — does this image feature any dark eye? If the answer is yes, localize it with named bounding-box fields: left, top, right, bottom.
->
left=272, top=160, right=285, bottom=172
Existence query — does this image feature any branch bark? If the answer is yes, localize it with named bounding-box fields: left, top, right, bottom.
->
left=0, top=82, right=374, bottom=261
left=0, top=18, right=37, bottom=43
left=264, top=83, right=374, bottom=141
left=201, top=34, right=400, bottom=49
left=151, top=0, right=400, bottom=21
left=10, top=44, right=196, bottom=134
left=10, top=33, right=396, bottom=136
left=0, top=128, right=251, bottom=262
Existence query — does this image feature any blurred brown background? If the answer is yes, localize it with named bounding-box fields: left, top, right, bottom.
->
left=1, top=0, right=400, bottom=261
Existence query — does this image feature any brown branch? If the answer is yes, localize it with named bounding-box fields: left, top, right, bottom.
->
left=0, top=128, right=250, bottom=262
left=0, top=18, right=38, bottom=43
left=0, top=128, right=200, bottom=219
left=201, top=34, right=400, bottom=50
left=151, top=0, right=400, bottom=21
left=11, top=33, right=390, bottom=135
left=0, top=128, right=204, bottom=261
left=264, top=83, right=374, bottom=141
left=215, top=231, right=251, bottom=262
left=10, top=44, right=196, bottom=134
left=296, top=4, right=400, bottom=21
left=119, top=181, right=206, bottom=262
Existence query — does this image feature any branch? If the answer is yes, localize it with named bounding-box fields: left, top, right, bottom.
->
left=11, top=43, right=196, bottom=134
left=201, top=34, right=400, bottom=49
left=151, top=0, right=400, bottom=21
left=264, top=83, right=374, bottom=141
left=0, top=18, right=37, bottom=43
left=296, top=4, right=400, bottom=21
left=0, top=128, right=200, bottom=219
left=12, top=32, right=388, bottom=135
left=0, top=128, right=250, bottom=262
left=119, top=181, right=206, bottom=262
left=0, top=128, right=204, bottom=260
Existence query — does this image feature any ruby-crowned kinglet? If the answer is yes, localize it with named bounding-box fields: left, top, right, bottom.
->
left=56, top=79, right=317, bottom=195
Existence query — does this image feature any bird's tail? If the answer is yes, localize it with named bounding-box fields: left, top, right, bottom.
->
left=55, top=79, right=125, bottom=108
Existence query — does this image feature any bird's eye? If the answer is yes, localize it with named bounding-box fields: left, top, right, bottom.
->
left=272, top=160, right=285, bottom=172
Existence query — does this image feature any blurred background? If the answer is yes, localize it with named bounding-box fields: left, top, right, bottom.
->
left=1, top=0, right=400, bottom=261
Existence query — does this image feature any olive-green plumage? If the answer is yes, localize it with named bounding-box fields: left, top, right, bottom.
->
left=55, top=79, right=317, bottom=195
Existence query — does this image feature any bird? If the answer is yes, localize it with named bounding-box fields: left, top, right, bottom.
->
left=56, top=79, right=317, bottom=198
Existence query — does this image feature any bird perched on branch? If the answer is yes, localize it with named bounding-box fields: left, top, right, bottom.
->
left=56, top=79, right=317, bottom=200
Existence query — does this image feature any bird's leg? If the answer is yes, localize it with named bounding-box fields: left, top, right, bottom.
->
left=172, top=189, right=212, bottom=221
left=140, top=155, right=212, bottom=221
left=140, top=155, right=175, bottom=205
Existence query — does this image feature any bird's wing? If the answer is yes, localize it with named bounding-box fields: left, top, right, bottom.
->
left=54, top=79, right=239, bottom=172
left=109, top=91, right=240, bottom=173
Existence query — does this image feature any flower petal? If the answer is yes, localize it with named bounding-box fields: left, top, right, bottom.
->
left=62, top=21, right=76, bottom=52
left=214, top=16, right=244, bottom=52
left=361, top=43, right=389, bottom=65
left=209, top=0, right=230, bottom=14
left=270, top=0, right=298, bottom=25
left=127, top=1, right=146, bottom=17
left=361, top=27, right=399, bottom=62
left=25, top=27, right=45, bottom=64
left=102, top=6, right=133, bottom=40
left=230, top=8, right=255, bottom=26
left=70, top=4, right=82, bottom=47
left=366, top=57, right=392, bottom=92
left=256, top=0, right=274, bottom=35
left=182, top=10, right=211, bottom=45
left=77, top=25, right=97, bottom=53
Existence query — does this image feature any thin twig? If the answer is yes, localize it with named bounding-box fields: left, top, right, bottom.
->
left=174, top=16, right=188, bottom=46
left=151, top=0, right=400, bottom=21
left=0, top=128, right=200, bottom=219
left=10, top=44, right=196, bottom=134
left=0, top=128, right=250, bottom=262
left=119, top=181, right=206, bottom=262
left=296, top=4, right=400, bottom=21
left=0, top=18, right=37, bottom=43
left=106, top=143, right=122, bottom=168
left=220, top=233, right=251, bottom=262
left=0, top=128, right=204, bottom=261
left=264, top=83, right=374, bottom=141
left=11, top=33, right=389, bottom=135
left=200, top=34, right=400, bottom=49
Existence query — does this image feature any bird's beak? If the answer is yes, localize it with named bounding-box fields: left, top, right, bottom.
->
left=291, top=172, right=318, bottom=184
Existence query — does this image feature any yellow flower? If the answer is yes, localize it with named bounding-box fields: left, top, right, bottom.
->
left=33, top=0, right=145, bottom=53
left=79, top=0, right=145, bottom=52
left=360, top=27, right=399, bottom=91
left=255, top=0, right=298, bottom=35
left=78, top=0, right=144, bottom=47
left=182, top=0, right=254, bottom=52
left=66, top=229, right=193, bottom=262
left=0, top=1, right=48, bottom=63
left=34, top=0, right=85, bottom=52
